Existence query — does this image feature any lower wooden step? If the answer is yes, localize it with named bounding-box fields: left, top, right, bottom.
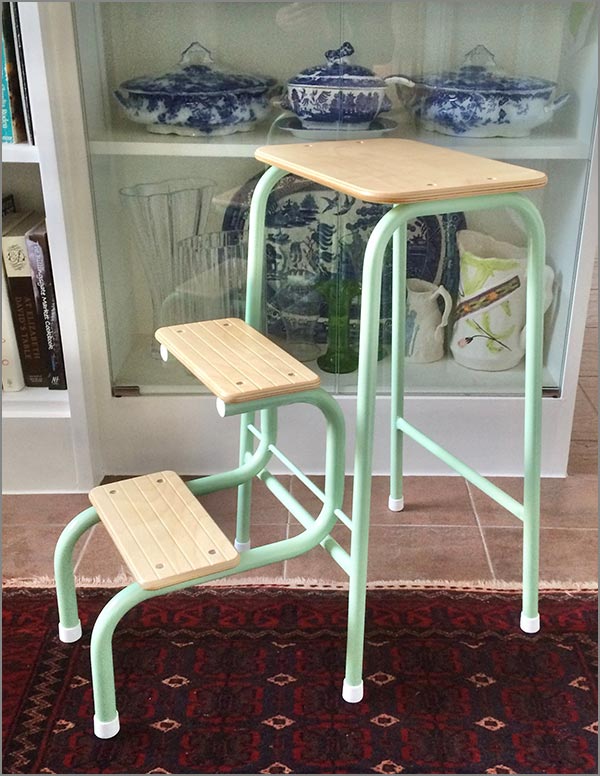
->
left=89, top=472, right=240, bottom=590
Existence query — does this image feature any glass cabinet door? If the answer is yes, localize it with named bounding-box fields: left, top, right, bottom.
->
left=73, top=1, right=598, bottom=398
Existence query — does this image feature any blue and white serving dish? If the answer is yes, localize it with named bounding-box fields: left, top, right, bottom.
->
left=391, top=45, right=569, bottom=138
left=217, top=173, right=465, bottom=345
left=114, top=42, right=277, bottom=136
left=281, top=42, right=394, bottom=129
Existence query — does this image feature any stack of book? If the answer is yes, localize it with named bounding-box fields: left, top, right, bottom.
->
left=2, top=2, right=33, bottom=144
left=2, top=202, right=67, bottom=391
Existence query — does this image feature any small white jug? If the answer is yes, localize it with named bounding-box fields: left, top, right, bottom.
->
left=450, top=230, right=554, bottom=371
left=405, top=279, right=452, bottom=363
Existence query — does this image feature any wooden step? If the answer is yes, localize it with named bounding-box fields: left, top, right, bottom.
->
left=155, top=318, right=320, bottom=404
left=89, top=472, right=240, bottom=590
left=255, top=138, right=547, bottom=204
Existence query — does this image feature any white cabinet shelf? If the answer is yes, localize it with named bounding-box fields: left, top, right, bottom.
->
left=88, top=120, right=591, bottom=161
left=2, top=387, right=70, bottom=419
left=1, top=143, right=39, bottom=163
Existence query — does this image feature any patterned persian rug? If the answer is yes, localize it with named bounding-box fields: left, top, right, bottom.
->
left=2, top=586, right=597, bottom=774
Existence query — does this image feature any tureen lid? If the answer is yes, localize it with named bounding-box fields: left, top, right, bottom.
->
left=416, top=45, right=555, bottom=92
left=288, top=42, right=384, bottom=88
left=119, top=42, right=275, bottom=96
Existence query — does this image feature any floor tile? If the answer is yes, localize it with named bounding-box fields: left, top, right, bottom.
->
left=584, top=289, right=598, bottom=327
left=2, top=493, right=91, bottom=527
left=284, top=523, right=491, bottom=582
left=2, top=523, right=88, bottom=581
left=197, top=476, right=291, bottom=528
left=571, top=388, right=598, bottom=440
left=483, top=526, right=598, bottom=584
left=579, top=336, right=598, bottom=378
left=579, top=376, right=598, bottom=411
left=284, top=524, right=350, bottom=584
left=289, top=474, right=476, bottom=526
left=468, top=475, right=598, bottom=529
left=568, top=439, right=598, bottom=476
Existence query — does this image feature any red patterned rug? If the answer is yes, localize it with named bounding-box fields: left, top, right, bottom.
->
left=2, top=586, right=597, bottom=774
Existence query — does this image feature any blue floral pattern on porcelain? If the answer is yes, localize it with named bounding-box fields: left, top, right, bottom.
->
left=114, top=42, right=277, bottom=136
left=281, top=42, right=393, bottom=129
left=391, top=45, right=569, bottom=137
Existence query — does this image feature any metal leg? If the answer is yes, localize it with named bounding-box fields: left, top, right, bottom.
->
left=235, top=412, right=254, bottom=551
left=343, top=207, right=403, bottom=702
left=518, top=197, right=546, bottom=634
left=90, top=582, right=152, bottom=738
left=54, top=507, right=100, bottom=642
left=389, top=225, right=407, bottom=512
left=235, top=164, right=288, bottom=552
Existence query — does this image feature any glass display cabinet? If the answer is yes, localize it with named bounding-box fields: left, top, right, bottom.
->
left=2, top=1, right=597, bottom=489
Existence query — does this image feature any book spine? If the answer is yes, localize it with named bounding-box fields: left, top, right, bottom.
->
left=1, top=3, right=26, bottom=144
left=26, top=225, right=67, bottom=390
left=1, top=266, right=25, bottom=391
left=2, top=231, right=49, bottom=386
left=2, top=35, right=13, bottom=142
left=9, top=3, right=33, bottom=144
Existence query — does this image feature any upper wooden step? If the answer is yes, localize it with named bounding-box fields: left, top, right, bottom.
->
left=155, top=318, right=320, bottom=404
left=255, top=138, right=547, bottom=204
left=89, top=471, right=240, bottom=590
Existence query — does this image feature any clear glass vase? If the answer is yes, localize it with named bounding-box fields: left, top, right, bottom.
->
left=166, top=230, right=248, bottom=325
left=119, top=178, right=215, bottom=355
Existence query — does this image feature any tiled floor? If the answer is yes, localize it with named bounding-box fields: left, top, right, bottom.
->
left=3, top=265, right=597, bottom=588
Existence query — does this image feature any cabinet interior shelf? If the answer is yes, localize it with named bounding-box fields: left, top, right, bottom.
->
left=2, top=143, right=40, bottom=163
left=88, top=119, right=591, bottom=161
left=112, top=335, right=559, bottom=399
left=2, top=387, right=70, bottom=419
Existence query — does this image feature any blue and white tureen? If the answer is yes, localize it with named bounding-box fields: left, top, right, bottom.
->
left=114, top=42, right=277, bottom=136
left=391, top=45, right=569, bottom=138
left=281, top=42, right=394, bottom=129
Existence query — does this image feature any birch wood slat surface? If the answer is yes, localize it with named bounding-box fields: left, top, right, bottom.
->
left=155, top=318, right=320, bottom=403
left=255, top=138, right=547, bottom=203
left=89, top=471, right=239, bottom=590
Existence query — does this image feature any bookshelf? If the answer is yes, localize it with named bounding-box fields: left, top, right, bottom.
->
left=2, top=3, right=100, bottom=492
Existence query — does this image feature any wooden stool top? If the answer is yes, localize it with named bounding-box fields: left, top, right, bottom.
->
left=90, top=471, right=240, bottom=590
left=155, top=318, right=320, bottom=404
left=255, top=138, right=547, bottom=204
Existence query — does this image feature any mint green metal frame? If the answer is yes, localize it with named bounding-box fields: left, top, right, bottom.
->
left=55, top=161, right=546, bottom=737
left=55, top=385, right=346, bottom=733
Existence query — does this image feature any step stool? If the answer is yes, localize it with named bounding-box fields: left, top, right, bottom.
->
left=54, top=138, right=548, bottom=739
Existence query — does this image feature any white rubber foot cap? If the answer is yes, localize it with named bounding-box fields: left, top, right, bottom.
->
left=342, top=679, right=364, bottom=703
left=58, top=620, right=82, bottom=643
left=94, top=713, right=120, bottom=739
left=388, top=495, right=405, bottom=512
left=234, top=539, right=251, bottom=552
left=520, top=611, right=540, bottom=633
left=159, top=343, right=169, bottom=362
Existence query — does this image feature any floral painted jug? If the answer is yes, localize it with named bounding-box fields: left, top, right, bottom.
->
left=405, top=279, right=452, bottom=363
left=450, top=230, right=554, bottom=371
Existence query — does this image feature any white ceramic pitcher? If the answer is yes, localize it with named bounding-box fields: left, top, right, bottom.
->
left=450, top=230, right=554, bottom=371
left=405, top=279, right=452, bottom=363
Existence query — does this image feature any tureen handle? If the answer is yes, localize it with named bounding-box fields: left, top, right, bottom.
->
left=180, top=42, right=214, bottom=67
left=463, top=44, right=496, bottom=69
left=325, top=41, right=355, bottom=64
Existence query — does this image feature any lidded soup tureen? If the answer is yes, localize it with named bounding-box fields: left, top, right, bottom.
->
left=391, top=45, right=569, bottom=138
left=281, top=42, right=394, bottom=129
left=114, top=42, right=277, bottom=136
